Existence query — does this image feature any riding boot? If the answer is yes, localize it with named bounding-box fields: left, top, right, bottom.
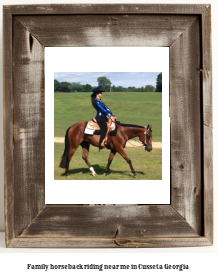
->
left=99, top=118, right=112, bottom=150
left=101, top=118, right=112, bottom=148
left=100, top=139, right=107, bottom=148
left=101, top=128, right=110, bottom=148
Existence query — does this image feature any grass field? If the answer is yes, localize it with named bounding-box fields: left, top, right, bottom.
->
left=54, top=91, right=162, bottom=180
left=54, top=91, right=162, bottom=142
left=55, top=143, right=162, bottom=180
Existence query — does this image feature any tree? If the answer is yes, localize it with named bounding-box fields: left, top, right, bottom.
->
left=116, top=86, right=124, bottom=92
left=54, top=79, right=60, bottom=91
left=126, top=86, right=136, bottom=92
left=156, top=72, right=162, bottom=92
left=60, top=86, right=71, bottom=92
left=54, top=80, right=71, bottom=92
left=144, top=85, right=155, bottom=92
left=111, top=85, right=116, bottom=92
left=82, top=84, right=93, bottom=92
left=97, top=76, right=112, bottom=91
left=67, top=82, right=82, bottom=92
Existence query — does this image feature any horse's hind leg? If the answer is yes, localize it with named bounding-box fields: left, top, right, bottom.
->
left=65, top=147, right=76, bottom=176
left=105, top=149, right=116, bottom=176
left=117, top=147, right=137, bottom=178
left=81, top=141, right=97, bottom=176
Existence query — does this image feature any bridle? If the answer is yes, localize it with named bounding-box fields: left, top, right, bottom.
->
left=117, top=124, right=150, bottom=148
left=142, top=126, right=151, bottom=147
left=144, top=129, right=148, bottom=146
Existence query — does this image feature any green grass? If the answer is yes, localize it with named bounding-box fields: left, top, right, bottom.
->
left=55, top=143, right=162, bottom=180
left=54, top=91, right=162, bottom=142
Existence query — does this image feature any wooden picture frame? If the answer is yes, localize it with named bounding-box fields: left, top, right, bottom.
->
left=3, top=4, right=213, bottom=248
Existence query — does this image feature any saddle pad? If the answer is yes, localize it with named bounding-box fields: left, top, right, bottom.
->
left=84, top=120, right=116, bottom=135
left=84, top=127, right=94, bottom=135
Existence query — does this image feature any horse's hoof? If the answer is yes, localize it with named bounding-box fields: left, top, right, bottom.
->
left=90, top=167, right=96, bottom=176
left=105, top=172, right=109, bottom=176
left=133, top=174, right=137, bottom=178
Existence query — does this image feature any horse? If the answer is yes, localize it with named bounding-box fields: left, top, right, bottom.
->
left=59, top=121, right=152, bottom=178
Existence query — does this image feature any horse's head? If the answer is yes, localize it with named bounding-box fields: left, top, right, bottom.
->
left=139, top=125, right=152, bottom=152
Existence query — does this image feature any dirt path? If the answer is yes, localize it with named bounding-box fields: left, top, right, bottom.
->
left=54, top=137, right=162, bottom=148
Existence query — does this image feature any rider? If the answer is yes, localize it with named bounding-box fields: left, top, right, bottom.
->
left=90, top=86, right=116, bottom=149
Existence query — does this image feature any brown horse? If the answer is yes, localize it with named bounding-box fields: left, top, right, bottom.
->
left=59, top=121, right=152, bottom=178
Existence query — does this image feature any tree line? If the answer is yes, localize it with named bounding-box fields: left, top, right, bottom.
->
left=54, top=73, right=162, bottom=93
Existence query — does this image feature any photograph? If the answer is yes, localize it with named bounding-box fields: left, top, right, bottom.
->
left=54, top=72, right=162, bottom=180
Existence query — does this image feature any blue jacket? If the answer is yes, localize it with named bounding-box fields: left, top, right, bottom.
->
left=94, top=99, right=113, bottom=118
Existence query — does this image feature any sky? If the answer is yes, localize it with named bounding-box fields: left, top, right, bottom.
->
left=54, top=72, right=161, bottom=88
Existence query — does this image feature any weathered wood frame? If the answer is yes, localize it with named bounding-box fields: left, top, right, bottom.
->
left=3, top=4, right=212, bottom=248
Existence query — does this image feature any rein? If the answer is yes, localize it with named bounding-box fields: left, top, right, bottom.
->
left=116, top=123, right=146, bottom=147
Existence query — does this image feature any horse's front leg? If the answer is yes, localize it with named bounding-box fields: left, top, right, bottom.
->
left=105, top=149, right=116, bottom=176
left=127, top=158, right=137, bottom=178
left=117, top=147, right=137, bottom=178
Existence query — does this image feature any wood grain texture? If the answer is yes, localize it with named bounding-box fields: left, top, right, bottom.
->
left=8, top=237, right=212, bottom=248
left=20, top=205, right=198, bottom=238
left=203, top=125, right=213, bottom=243
left=4, top=4, right=207, bottom=15
left=3, top=7, right=14, bottom=247
left=201, top=6, right=213, bottom=244
left=13, top=17, right=45, bottom=237
left=202, top=6, right=212, bottom=128
left=170, top=17, right=202, bottom=234
left=16, top=15, right=197, bottom=47
left=3, top=4, right=213, bottom=248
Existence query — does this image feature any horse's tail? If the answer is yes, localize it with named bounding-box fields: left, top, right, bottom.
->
left=59, top=127, right=71, bottom=169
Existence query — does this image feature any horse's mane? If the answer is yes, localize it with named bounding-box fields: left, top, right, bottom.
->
left=119, top=123, right=145, bottom=129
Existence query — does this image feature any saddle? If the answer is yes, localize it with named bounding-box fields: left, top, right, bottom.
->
left=84, top=118, right=115, bottom=135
